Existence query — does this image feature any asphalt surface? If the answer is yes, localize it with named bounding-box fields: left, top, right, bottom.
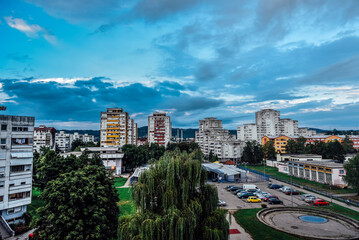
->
left=213, top=181, right=310, bottom=210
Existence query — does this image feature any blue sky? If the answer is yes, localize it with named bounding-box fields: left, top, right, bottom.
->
left=0, top=0, right=359, bottom=130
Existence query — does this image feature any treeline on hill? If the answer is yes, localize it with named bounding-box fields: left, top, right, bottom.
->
left=241, top=136, right=357, bottom=164
left=31, top=143, right=228, bottom=239
left=325, top=129, right=359, bottom=135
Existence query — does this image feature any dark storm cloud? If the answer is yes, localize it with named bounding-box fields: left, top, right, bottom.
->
left=169, top=97, right=224, bottom=112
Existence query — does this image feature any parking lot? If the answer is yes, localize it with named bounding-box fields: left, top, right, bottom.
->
left=212, top=181, right=311, bottom=210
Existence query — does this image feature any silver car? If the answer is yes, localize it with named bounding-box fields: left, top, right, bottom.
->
left=304, top=196, right=316, bottom=203
left=302, top=194, right=315, bottom=201
left=218, top=199, right=227, bottom=206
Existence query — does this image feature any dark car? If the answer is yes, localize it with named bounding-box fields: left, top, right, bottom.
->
left=269, top=184, right=282, bottom=189
left=226, top=186, right=236, bottom=191
left=263, top=196, right=278, bottom=202
left=285, top=189, right=300, bottom=195
left=230, top=187, right=241, bottom=192
left=237, top=192, right=255, bottom=199
left=233, top=188, right=244, bottom=194
left=268, top=198, right=283, bottom=204
left=246, top=189, right=258, bottom=193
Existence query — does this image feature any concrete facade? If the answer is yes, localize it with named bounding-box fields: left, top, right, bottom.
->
left=279, top=118, right=299, bottom=136
left=0, top=115, right=34, bottom=224
left=255, top=109, right=281, bottom=141
left=148, top=112, right=171, bottom=146
left=237, top=123, right=257, bottom=142
left=33, top=125, right=56, bottom=152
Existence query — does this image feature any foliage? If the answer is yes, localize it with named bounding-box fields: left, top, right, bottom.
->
left=326, top=140, right=345, bottom=162
left=343, top=154, right=359, bottom=195
left=263, top=140, right=276, bottom=160
left=34, top=150, right=102, bottom=191
left=342, top=135, right=355, bottom=153
left=118, top=150, right=229, bottom=240
left=233, top=209, right=301, bottom=240
left=72, top=139, right=98, bottom=151
left=36, top=165, right=119, bottom=240
left=122, top=143, right=165, bottom=170
left=242, top=141, right=264, bottom=164
left=285, top=137, right=306, bottom=154
left=208, top=150, right=218, bottom=162
left=166, top=141, right=200, bottom=153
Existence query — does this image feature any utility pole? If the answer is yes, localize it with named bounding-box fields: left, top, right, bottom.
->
left=290, top=170, right=293, bottom=207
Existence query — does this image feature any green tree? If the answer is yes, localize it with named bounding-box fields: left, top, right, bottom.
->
left=296, top=136, right=307, bottom=154
left=342, top=136, right=355, bottom=154
left=36, top=165, right=119, bottom=239
left=166, top=142, right=200, bottom=153
left=71, top=139, right=85, bottom=151
left=327, top=141, right=345, bottom=163
left=118, top=150, right=228, bottom=240
left=285, top=139, right=297, bottom=154
left=263, top=140, right=276, bottom=160
left=343, top=154, right=359, bottom=195
left=242, top=141, right=264, bottom=164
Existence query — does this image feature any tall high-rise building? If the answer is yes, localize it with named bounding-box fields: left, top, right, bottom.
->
left=279, top=119, right=299, bottom=136
left=255, top=109, right=281, bottom=141
left=148, top=112, right=172, bottom=146
left=0, top=115, right=34, bottom=227
left=55, top=131, right=73, bottom=152
left=195, top=118, right=243, bottom=160
left=237, top=123, right=257, bottom=142
left=33, top=125, right=56, bottom=152
left=100, top=108, right=137, bottom=147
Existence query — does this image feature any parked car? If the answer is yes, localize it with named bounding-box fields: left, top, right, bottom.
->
left=230, top=187, right=241, bottom=192
left=233, top=188, right=244, bottom=194
left=261, top=193, right=271, bottom=200
left=302, top=194, right=315, bottom=200
left=247, top=196, right=262, bottom=203
left=313, top=199, right=329, bottom=206
left=263, top=196, right=278, bottom=202
left=284, top=189, right=300, bottom=195
left=279, top=186, right=292, bottom=192
left=218, top=199, right=227, bottom=206
left=268, top=198, right=283, bottom=205
left=237, top=192, right=255, bottom=199
left=305, top=196, right=316, bottom=203
left=226, top=186, right=236, bottom=191
left=269, top=184, right=282, bottom=189
left=246, top=189, right=258, bottom=193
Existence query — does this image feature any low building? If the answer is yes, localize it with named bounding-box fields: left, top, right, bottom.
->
left=61, top=147, right=123, bottom=175
left=277, top=154, right=323, bottom=162
left=202, top=163, right=246, bottom=182
left=288, top=161, right=346, bottom=186
left=130, top=165, right=150, bottom=184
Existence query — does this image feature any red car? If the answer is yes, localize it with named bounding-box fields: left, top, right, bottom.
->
left=263, top=196, right=278, bottom=202
left=313, top=199, right=329, bottom=206
left=284, top=189, right=300, bottom=195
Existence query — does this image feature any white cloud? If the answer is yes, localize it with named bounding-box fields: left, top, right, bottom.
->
left=4, top=16, right=57, bottom=44
left=35, top=120, right=100, bottom=130
left=275, top=74, right=304, bottom=81
left=30, top=77, right=91, bottom=85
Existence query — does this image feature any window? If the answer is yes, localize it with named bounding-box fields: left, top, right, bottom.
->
left=10, top=165, right=25, bottom=173
left=339, top=170, right=345, bottom=175
left=7, top=206, right=22, bottom=214
left=0, top=139, right=6, bottom=145
left=9, top=191, right=30, bottom=201
left=21, top=182, right=26, bottom=185
left=9, top=183, right=14, bottom=187
left=12, top=127, right=28, bottom=132
left=0, top=182, right=4, bottom=187
left=0, top=196, right=3, bottom=202
left=1, top=125, right=7, bottom=131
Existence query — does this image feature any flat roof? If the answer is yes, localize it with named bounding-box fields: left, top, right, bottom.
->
left=202, top=163, right=245, bottom=176
left=289, top=160, right=343, bottom=168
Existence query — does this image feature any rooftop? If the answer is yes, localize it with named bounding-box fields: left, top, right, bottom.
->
left=289, top=160, right=343, bottom=168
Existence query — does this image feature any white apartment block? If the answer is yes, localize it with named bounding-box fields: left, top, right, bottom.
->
left=255, top=109, right=280, bottom=141
left=33, top=125, right=56, bottom=152
left=72, top=132, right=95, bottom=143
left=279, top=118, right=299, bottom=136
left=148, top=112, right=172, bottom=146
left=100, top=108, right=137, bottom=147
left=0, top=115, right=34, bottom=229
left=237, top=123, right=257, bottom=142
left=298, top=128, right=317, bottom=137
left=55, top=131, right=73, bottom=152
left=195, top=118, right=243, bottom=160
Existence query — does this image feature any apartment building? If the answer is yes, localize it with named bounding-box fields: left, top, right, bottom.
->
left=237, top=123, right=257, bottom=142
left=72, top=132, right=95, bottom=143
left=33, top=125, right=56, bottom=152
left=195, top=118, right=243, bottom=160
left=298, top=128, right=317, bottom=137
left=279, top=119, right=298, bottom=136
left=0, top=115, right=34, bottom=226
left=255, top=109, right=281, bottom=141
left=55, top=131, right=73, bottom=152
left=100, top=108, right=137, bottom=147
left=148, top=112, right=172, bottom=146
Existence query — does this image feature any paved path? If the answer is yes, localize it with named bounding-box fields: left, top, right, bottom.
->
left=227, top=211, right=253, bottom=240
left=269, top=178, right=359, bottom=212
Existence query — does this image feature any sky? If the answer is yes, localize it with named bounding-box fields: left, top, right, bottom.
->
left=0, top=0, right=359, bottom=130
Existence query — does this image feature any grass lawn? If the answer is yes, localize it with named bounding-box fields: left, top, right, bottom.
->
left=28, top=189, right=44, bottom=221
left=117, top=188, right=136, bottom=217
left=244, top=165, right=357, bottom=194
left=114, top=177, right=127, bottom=187
left=233, top=209, right=301, bottom=240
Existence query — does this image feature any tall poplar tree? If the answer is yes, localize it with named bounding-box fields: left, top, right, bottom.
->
left=118, top=150, right=229, bottom=240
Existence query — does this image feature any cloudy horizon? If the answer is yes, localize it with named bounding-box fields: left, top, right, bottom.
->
left=1, top=0, right=359, bottom=130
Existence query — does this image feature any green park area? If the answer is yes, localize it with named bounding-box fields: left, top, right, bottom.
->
left=244, top=165, right=357, bottom=194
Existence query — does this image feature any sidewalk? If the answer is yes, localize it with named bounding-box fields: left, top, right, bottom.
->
left=269, top=178, right=359, bottom=212
left=227, top=211, right=253, bottom=240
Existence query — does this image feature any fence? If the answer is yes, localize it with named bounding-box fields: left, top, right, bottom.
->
left=238, top=166, right=359, bottom=207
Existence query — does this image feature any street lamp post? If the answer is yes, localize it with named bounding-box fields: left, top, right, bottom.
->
left=290, top=168, right=293, bottom=207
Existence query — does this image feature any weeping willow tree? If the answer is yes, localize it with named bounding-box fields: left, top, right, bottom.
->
left=118, top=150, right=228, bottom=240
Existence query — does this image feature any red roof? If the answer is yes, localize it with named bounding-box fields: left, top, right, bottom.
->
left=223, top=160, right=236, bottom=165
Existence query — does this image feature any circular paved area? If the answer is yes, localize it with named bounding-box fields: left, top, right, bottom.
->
left=257, top=207, right=359, bottom=240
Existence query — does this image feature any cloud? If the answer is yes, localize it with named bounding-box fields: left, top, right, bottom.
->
left=4, top=16, right=57, bottom=44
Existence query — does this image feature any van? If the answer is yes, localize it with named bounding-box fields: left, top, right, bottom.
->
left=242, top=184, right=259, bottom=191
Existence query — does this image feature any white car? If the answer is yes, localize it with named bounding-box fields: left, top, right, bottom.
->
left=302, top=194, right=315, bottom=201
left=218, top=199, right=227, bottom=206
left=279, top=186, right=292, bottom=192
left=304, top=196, right=316, bottom=203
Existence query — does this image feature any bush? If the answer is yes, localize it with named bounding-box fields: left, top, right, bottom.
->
left=261, top=203, right=267, bottom=208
